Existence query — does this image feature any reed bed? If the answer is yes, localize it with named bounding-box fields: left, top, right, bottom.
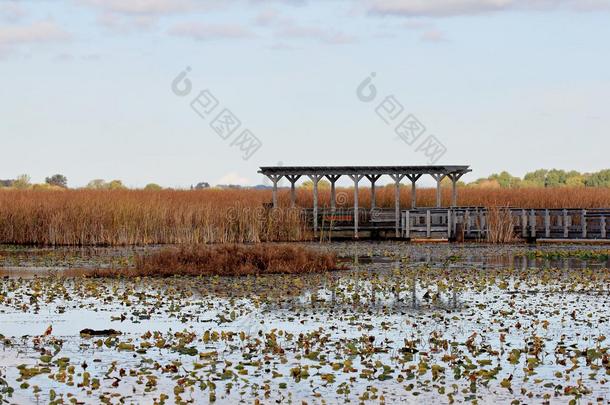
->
left=0, top=187, right=609, bottom=246
left=0, top=189, right=307, bottom=246
left=91, top=244, right=341, bottom=277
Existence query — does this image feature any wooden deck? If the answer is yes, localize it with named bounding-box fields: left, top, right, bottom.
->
left=304, top=207, right=610, bottom=241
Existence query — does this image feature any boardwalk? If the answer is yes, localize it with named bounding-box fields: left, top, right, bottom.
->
left=260, top=165, right=610, bottom=241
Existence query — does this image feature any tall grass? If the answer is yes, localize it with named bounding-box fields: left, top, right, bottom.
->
left=0, top=189, right=307, bottom=245
left=0, top=187, right=608, bottom=245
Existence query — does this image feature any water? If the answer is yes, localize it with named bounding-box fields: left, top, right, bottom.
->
left=1, top=243, right=609, bottom=404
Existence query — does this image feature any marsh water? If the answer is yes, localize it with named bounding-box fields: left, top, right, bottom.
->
left=1, top=243, right=609, bottom=404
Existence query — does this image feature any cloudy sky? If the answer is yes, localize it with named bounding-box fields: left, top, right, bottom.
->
left=1, top=0, right=609, bottom=188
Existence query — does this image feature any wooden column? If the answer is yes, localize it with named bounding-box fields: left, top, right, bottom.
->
left=267, top=175, right=282, bottom=208
left=349, top=175, right=364, bottom=238
left=448, top=172, right=465, bottom=207
left=544, top=209, right=551, bottom=238
left=285, top=175, right=301, bottom=208
left=431, top=174, right=447, bottom=208
left=308, top=175, right=322, bottom=234
left=582, top=209, right=587, bottom=238
left=406, top=174, right=422, bottom=209
left=365, top=174, right=381, bottom=210
left=602, top=216, right=607, bottom=239
left=326, top=175, right=341, bottom=211
left=390, top=174, right=405, bottom=238
left=563, top=209, right=569, bottom=238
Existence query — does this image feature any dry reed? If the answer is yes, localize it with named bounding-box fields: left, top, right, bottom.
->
left=90, top=244, right=341, bottom=277
left=485, top=206, right=518, bottom=243
left=0, top=187, right=609, bottom=246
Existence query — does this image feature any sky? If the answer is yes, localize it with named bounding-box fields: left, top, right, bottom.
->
left=1, top=0, right=609, bottom=188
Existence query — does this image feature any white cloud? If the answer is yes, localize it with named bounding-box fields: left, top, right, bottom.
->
left=168, top=22, right=255, bottom=41
left=0, top=21, right=70, bottom=46
left=277, top=24, right=356, bottom=44
left=81, top=0, right=197, bottom=16
left=216, top=172, right=251, bottom=186
left=366, top=0, right=610, bottom=17
left=0, top=2, right=26, bottom=22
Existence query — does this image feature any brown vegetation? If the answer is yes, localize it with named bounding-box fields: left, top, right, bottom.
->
left=91, top=244, right=341, bottom=277
left=0, top=187, right=609, bottom=245
left=485, top=207, right=518, bottom=244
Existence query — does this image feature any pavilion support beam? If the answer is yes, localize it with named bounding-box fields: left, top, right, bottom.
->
left=406, top=174, right=422, bottom=209
left=349, top=175, right=364, bottom=238
left=447, top=172, right=465, bottom=207
left=308, top=175, right=323, bottom=234
left=390, top=174, right=405, bottom=238
left=431, top=174, right=447, bottom=208
left=266, top=175, right=283, bottom=208
left=326, top=175, right=341, bottom=211
left=365, top=174, right=382, bottom=210
left=285, top=175, right=301, bottom=208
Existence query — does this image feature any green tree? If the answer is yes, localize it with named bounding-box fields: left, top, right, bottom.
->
left=523, top=169, right=548, bottom=187
left=489, top=171, right=520, bottom=188
left=545, top=169, right=568, bottom=187
left=45, top=174, right=68, bottom=188
left=144, top=183, right=162, bottom=190
left=107, top=180, right=125, bottom=190
left=585, top=169, right=610, bottom=187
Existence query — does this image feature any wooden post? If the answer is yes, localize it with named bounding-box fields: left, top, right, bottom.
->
left=326, top=175, right=340, bottom=211
left=465, top=208, right=471, bottom=237
left=447, top=209, right=452, bottom=239
left=349, top=175, right=364, bottom=238
left=365, top=175, right=381, bottom=210
left=530, top=209, right=536, bottom=238
left=431, top=174, right=446, bottom=208
left=406, top=174, right=422, bottom=209
left=521, top=209, right=527, bottom=238
left=426, top=209, right=431, bottom=238
left=448, top=172, right=465, bottom=207
left=286, top=175, right=301, bottom=208
left=267, top=174, right=282, bottom=208
left=308, top=175, right=322, bottom=234
left=602, top=216, right=607, bottom=239
left=582, top=209, right=587, bottom=238
left=563, top=209, right=569, bottom=238
left=390, top=174, right=405, bottom=238
left=544, top=209, right=550, bottom=238
left=405, top=210, right=410, bottom=239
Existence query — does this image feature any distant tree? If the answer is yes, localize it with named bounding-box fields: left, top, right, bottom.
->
left=489, top=172, right=521, bottom=188
left=300, top=179, right=331, bottom=189
left=144, top=183, right=162, bottom=190
left=585, top=169, right=610, bottom=187
left=107, top=180, right=125, bottom=190
left=523, top=169, right=548, bottom=187
left=195, top=182, right=210, bottom=190
left=13, top=174, right=31, bottom=189
left=545, top=169, right=568, bottom=187
left=45, top=174, right=68, bottom=188
left=0, top=179, right=13, bottom=188
left=86, top=179, right=107, bottom=189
